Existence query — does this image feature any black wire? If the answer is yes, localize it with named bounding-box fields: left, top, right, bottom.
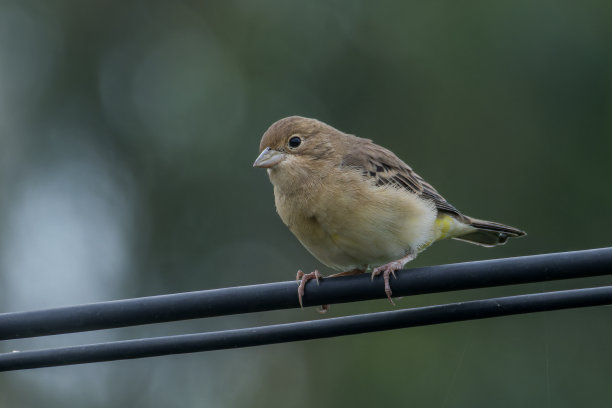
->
left=0, top=247, right=611, bottom=340
left=1, top=286, right=610, bottom=371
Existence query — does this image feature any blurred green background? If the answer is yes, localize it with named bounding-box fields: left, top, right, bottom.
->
left=1, top=1, right=611, bottom=407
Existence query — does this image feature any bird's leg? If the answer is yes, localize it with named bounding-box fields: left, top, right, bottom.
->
left=371, top=252, right=417, bottom=305
left=296, top=268, right=365, bottom=313
left=296, top=269, right=322, bottom=308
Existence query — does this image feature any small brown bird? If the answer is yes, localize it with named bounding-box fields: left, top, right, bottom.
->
left=253, top=116, right=525, bottom=307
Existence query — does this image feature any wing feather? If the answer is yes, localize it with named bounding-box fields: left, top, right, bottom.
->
left=341, top=137, right=465, bottom=220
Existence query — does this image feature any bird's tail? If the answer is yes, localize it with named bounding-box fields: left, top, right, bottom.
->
left=453, top=217, right=526, bottom=247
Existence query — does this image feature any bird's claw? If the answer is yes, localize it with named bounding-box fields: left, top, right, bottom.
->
left=317, top=304, right=329, bottom=314
left=371, top=253, right=416, bottom=305
left=296, top=269, right=322, bottom=308
left=371, top=261, right=403, bottom=305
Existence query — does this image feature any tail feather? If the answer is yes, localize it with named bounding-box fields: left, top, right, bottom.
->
left=453, top=217, right=526, bottom=247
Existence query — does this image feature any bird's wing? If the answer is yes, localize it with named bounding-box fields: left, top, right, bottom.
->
left=341, top=138, right=464, bottom=218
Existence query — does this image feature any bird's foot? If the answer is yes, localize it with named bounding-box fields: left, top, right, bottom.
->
left=296, top=269, right=322, bottom=308
left=299, top=268, right=364, bottom=313
left=371, top=253, right=416, bottom=304
left=371, top=263, right=401, bottom=305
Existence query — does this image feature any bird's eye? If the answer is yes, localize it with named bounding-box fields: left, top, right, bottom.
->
left=288, top=136, right=301, bottom=149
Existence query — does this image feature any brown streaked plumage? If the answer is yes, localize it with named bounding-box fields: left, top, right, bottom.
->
left=254, top=116, right=525, bottom=307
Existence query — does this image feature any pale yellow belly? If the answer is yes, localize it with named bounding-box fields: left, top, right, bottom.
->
left=281, top=183, right=439, bottom=271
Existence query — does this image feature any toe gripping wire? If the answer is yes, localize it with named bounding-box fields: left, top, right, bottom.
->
left=1, top=247, right=612, bottom=371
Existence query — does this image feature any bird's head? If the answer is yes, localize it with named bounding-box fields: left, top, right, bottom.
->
left=253, top=116, right=342, bottom=187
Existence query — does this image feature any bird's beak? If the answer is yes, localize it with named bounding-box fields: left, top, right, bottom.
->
left=253, top=147, right=285, bottom=168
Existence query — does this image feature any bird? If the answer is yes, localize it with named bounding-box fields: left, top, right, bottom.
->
left=253, top=116, right=525, bottom=308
